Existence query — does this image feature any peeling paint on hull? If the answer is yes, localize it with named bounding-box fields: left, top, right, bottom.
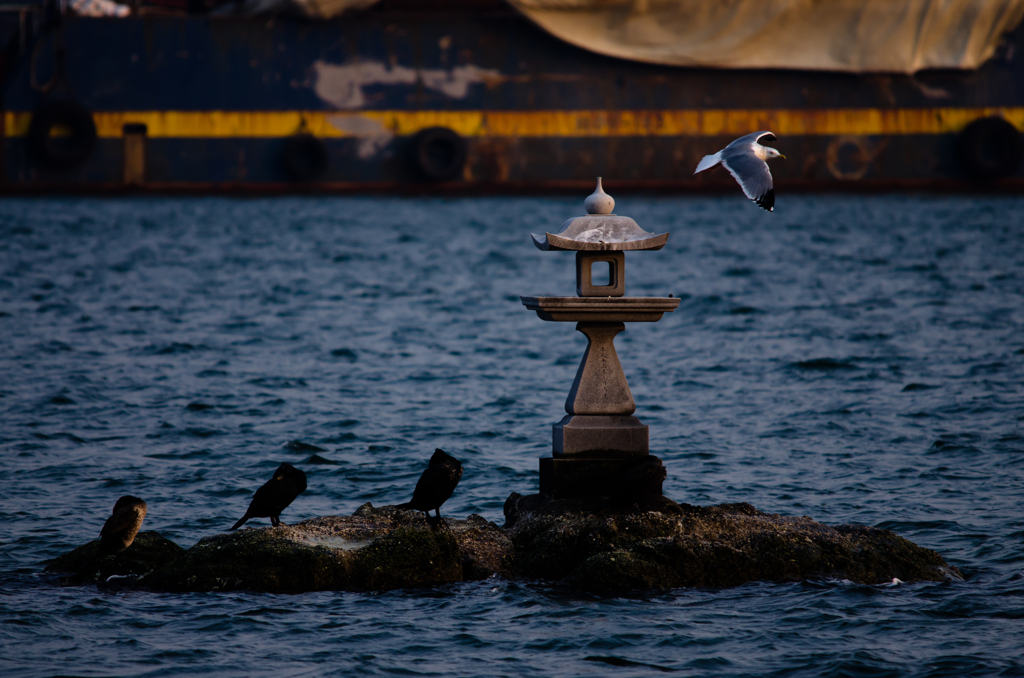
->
left=312, top=60, right=501, bottom=110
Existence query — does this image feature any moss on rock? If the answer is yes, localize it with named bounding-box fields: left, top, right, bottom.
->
left=140, top=503, right=509, bottom=593
left=142, top=528, right=346, bottom=593
left=457, top=513, right=513, bottom=580
left=504, top=494, right=963, bottom=591
left=45, top=531, right=184, bottom=586
left=353, top=525, right=462, bottom=590
left=45, top=498, right=961, bottom=594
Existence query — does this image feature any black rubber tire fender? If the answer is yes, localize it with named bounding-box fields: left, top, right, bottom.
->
left=957, top=116, right=1024, bottom=180
left=410, top=127, right=467, bottom=181
left=282, top=133, right=329, bottom=181
left=27, top=100, right=97, bottom=170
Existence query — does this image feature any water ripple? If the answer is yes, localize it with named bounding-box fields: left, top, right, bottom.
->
left=1, top=196, right=1023, bottom=676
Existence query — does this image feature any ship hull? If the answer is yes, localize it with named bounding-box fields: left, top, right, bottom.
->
left=3, top=7, right=1023, bottom=192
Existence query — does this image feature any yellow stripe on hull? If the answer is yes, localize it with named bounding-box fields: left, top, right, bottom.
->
left=5, top=107, right=1024, bottom=138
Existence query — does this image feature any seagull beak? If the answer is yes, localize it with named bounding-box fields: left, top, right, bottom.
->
left=779, top=154, right=787, bottom=160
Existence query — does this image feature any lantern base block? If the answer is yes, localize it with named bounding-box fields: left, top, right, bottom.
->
left=539, top=456, right=661, bottom=499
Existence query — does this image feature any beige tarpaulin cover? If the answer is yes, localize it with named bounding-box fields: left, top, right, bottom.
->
left=507, top=0, right=1024, bottom=73
left=293, top=0, right=378, bottom=19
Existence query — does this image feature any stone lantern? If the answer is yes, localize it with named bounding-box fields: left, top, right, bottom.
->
left=521, top=179, right=680, bottom=498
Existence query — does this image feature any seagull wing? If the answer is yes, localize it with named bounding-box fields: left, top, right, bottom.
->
left=724, top=131, right=771, bottom=151
left=721, top=149, right=775, bottom=212
left=694, top=151, right=722, bottom=174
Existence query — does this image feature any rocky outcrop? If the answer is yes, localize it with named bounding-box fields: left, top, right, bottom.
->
left=503, top=493, right=963, bottom=590
left=141, top=504, right=510, bottom=593
left=45, top=531, right=184, bottom=586
left=46, top=498, right=961, bottom=593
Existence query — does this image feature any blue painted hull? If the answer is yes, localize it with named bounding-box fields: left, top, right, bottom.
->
left=2, top=4, right=1023, bottom=192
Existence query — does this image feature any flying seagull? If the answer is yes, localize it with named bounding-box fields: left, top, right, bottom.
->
left=694, top=131, right=785, bottom=212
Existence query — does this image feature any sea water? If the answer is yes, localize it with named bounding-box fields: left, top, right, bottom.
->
left=1, top=196, right=1022, bottom=677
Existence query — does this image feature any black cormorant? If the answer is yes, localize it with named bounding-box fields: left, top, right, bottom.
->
left=396, top=448, right=463, bottom=524
left=230, top=462, right=307, bottom=530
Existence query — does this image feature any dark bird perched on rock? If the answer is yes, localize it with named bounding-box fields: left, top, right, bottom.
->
left=396, top=449, right=463, bottom=525
left=99, top=495, right=148, bottom=556
left=230, top=463, right=307, bottom=530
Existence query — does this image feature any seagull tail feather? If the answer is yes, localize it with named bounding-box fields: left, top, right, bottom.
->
left=694, top=152, right=722, bottom=174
